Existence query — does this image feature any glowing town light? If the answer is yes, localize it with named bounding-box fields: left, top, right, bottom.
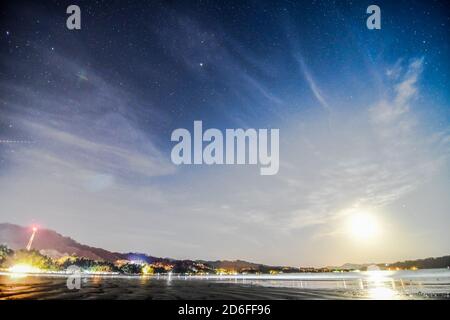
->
left=8, top=264, right=41, bottom=274
left=8, top=264, right=42, bottom=278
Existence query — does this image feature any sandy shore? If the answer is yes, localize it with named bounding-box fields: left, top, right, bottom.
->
left=1, top=275, right=448, bottom=300
left=0, top=275, right=356, bottom=300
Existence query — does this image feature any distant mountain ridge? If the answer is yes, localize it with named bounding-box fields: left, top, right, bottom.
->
left=0, top=223, right=127, bottom=261
left=1, top=223, right=449, bottom=271
left=0, top=223, right=285, bottom=271
left=328, top=257, right=450, bottom=271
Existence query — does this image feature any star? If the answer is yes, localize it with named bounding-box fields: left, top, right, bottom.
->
left=199, top=62, right=204, bottom=67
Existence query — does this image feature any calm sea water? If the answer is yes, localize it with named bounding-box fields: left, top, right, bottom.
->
left=1, top=268, right=449, bottom=299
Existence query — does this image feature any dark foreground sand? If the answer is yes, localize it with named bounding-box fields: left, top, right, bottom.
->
left=1, top=275, right=448, bottom=300
left=0, top=276, right=348, bottom=300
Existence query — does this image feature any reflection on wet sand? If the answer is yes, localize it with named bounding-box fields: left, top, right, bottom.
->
left=1, top=269, right=449, bottom=300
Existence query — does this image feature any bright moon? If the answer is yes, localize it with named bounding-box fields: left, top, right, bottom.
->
left=347, top=212, right=380, bottom=240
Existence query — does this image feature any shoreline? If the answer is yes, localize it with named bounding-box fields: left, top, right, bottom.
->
left=1, top=267, right=450, bottom=280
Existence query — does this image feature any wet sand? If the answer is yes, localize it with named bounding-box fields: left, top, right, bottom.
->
left=0, top=276, right=349, bottom=300
left=1, top=275, right=448, bottom=300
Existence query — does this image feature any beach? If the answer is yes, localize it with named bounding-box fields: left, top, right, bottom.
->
left=1, top=269, right=449, bottom=300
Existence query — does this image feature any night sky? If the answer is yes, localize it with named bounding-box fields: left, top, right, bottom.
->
left=0, top=0, right=449, bottom=266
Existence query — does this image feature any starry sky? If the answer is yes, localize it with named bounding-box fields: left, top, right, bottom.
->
left=0, top=0, right=449, bottom=266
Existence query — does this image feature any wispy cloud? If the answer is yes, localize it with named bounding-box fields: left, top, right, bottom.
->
left=0, top=48, right=178, bottom=253
left=1, top=29, right=449, bottom=265
left=153, top=57, right=450, bottom=264
left=295, top=56, right=331, bottom=113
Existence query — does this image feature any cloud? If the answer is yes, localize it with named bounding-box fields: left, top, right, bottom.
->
left=281, top=58, right=446, bottom=229
left=14, top=119, right=175, bottom=180
left=1, top=48, right=175, bottom=182
left=295, top=56, right=331, bottom=113
left=372, top=58, right=423, bottom=123
left=1, top=34, right=448, bottom=265
left=0, top=48, right=177, bottom=248
left=153, top=56, right=450, bottom=264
